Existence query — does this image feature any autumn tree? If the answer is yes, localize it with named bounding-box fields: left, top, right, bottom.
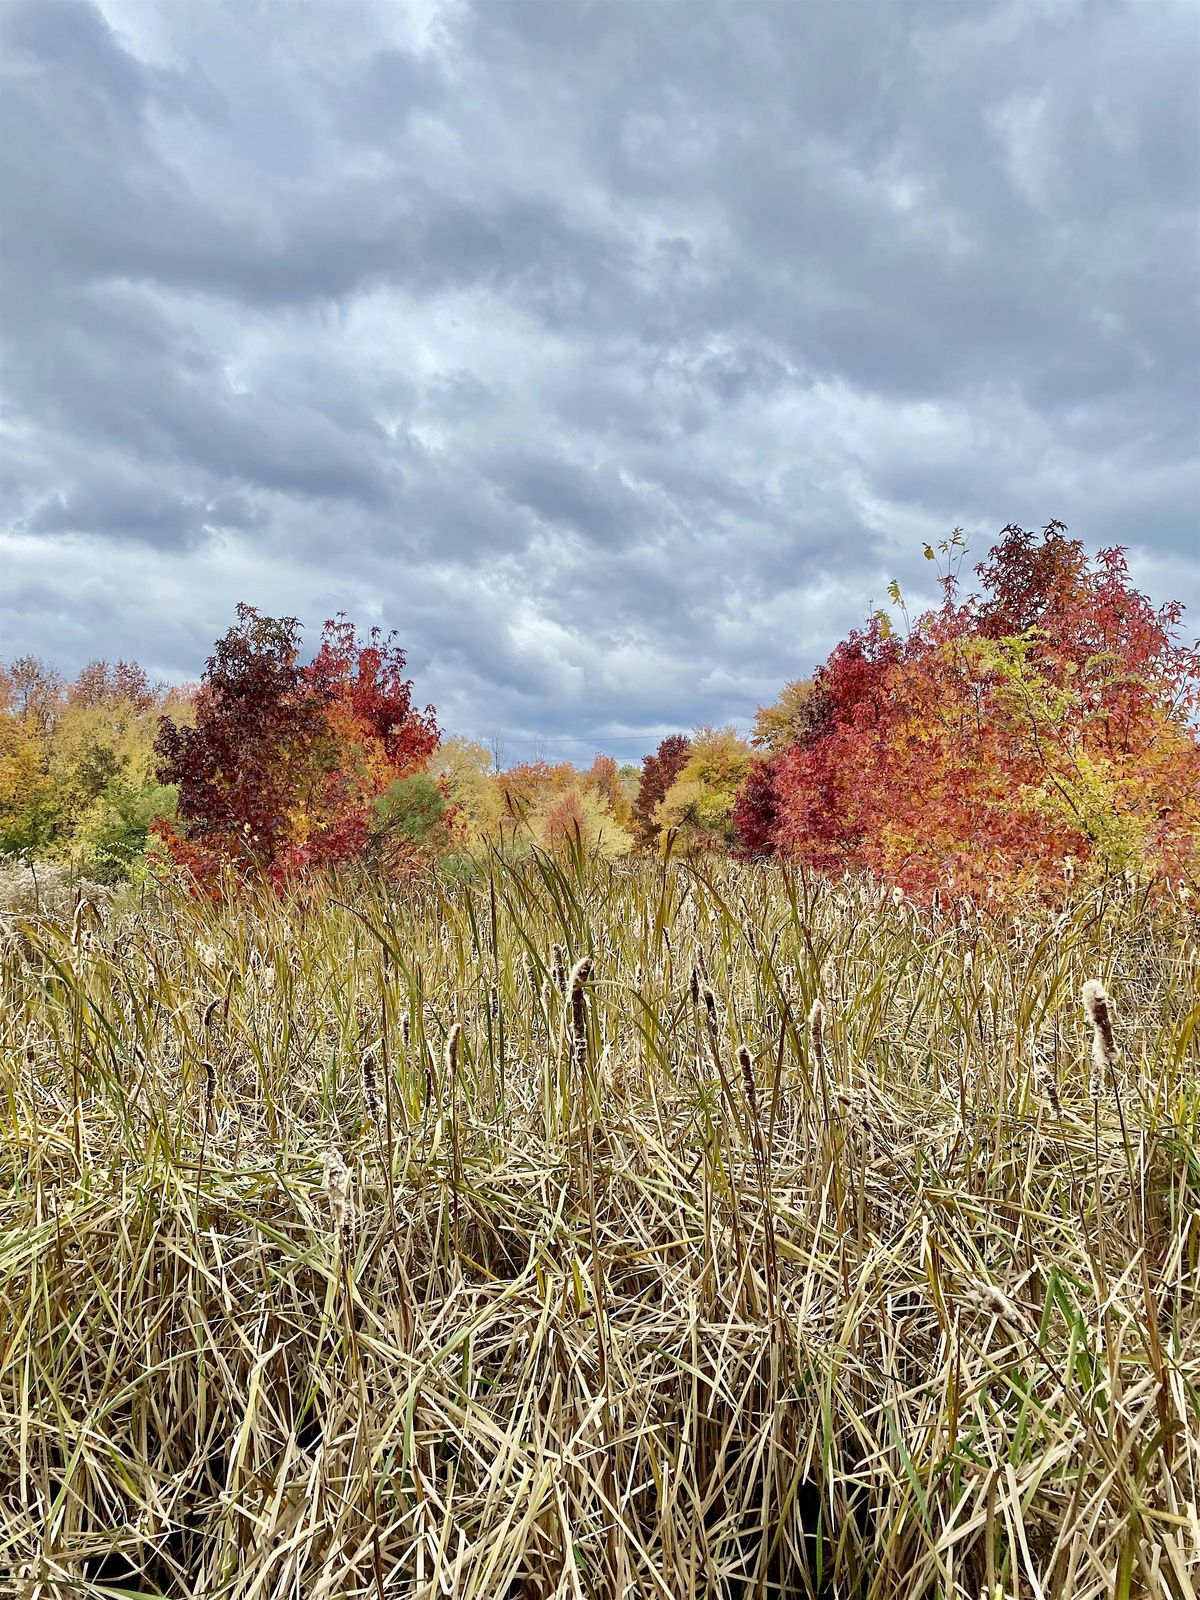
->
left=0, top=656, right=177, bottom=872
left=155, top=608, right=315, bottom=876
left=49, top=663, right=170, bottom=843
left=489, top=755, right=633, bottom=859
left=155, top=607, right=439, bottom=883
left=738, top=524, right=1200, bottom=899
left=0, top=662, right=54, bottom=853
left=633, top=733, right=691, bottom=842
left=4, top=656, right=63, bottom=737
left=731, top=753, right=781, bottom=858
left=535, top=784, right=633, bottom=861
left=658, top=726, right=752, bottom=854
left=750, top=678, right=817, bottom=752
left=291, top=616, right=439, bottom=870
left=427, top=737, right=502, bottom=844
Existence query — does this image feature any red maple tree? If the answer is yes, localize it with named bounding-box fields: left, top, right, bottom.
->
left=634, top=733, right=692, bottom=840
left=154, top=607, right=438, bottom=884
left=737, top=525, right=1200, bottom=900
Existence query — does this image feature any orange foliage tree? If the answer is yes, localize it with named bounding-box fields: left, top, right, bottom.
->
left=735, top=524, right=1200, bottom=899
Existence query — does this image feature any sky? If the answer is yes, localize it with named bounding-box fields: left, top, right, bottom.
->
left=1, top=0, right=1197, bottom=765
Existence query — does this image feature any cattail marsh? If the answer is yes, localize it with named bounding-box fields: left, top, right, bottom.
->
left=1, top=855, right=1196, bottom=1598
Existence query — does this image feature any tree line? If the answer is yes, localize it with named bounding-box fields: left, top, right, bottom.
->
left=2, top=523, right=1196, bottom=900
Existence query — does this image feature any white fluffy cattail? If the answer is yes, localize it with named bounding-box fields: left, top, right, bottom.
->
left=322, top=1149, right=351, bottom=1235
left=966, top=1284, right=1037, bottom=1340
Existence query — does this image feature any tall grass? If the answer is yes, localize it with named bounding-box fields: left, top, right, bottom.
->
left=1, top=854, right=1197, bottom=1598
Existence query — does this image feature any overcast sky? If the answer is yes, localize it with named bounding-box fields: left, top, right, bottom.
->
left=2, top=0, right=1197, bottom=762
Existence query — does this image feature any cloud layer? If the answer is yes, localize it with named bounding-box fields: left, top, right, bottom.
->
left=2, top=0, right=1197, bottom=759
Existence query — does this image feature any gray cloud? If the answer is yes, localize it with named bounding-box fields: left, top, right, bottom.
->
left=1, top=0, right=1196, bottom=761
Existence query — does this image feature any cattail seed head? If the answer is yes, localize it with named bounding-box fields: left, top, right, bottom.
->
left=551, top=944, right=567, bottom=994
left=809, top=997, right=827, bottom=1069
left=361, top=1050, right=380, bottom=1125
left=702, top=985, right=719, bottom=1040
left=738, top=1043, right=765, bottom=1160
left=1040, top=1069, right=1062, bottom=1117
left=322, top=1149, right=350, bottom=1233
left=569, top=957, right=592, bottom=1068
left=737, top=1044, right=757, bottom=1116
left=1083, top=978, right=1117, bottom=1095
left=568, top=955, right=593, bottom=999
left=444, top=1021, right=461, bottom=1077
left=967, top=1284, right=1036, bottom=1340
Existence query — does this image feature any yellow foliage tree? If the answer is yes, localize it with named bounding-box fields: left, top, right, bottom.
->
left=657, top=726, right=752, bottom=852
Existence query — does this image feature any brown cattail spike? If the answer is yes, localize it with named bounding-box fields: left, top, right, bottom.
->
left=568, top=957, right=592, bottom=1070
left=1083, top=979, right=1118, bottom=1096
left=362, top=1050, right=380, bottom=1125
left=201, top=1058, right=217, bottom=1131
left=702, top=985, right=719, bottom=1042
left=1040, top=1069, right=1062, bottom=1117
left=445, top=1021, right=461, bottom=1078
left=738, top=1043, right=765, bottom=1163
left=737, top=1044, right=758, bottom=1119
left=809, top=997, right=827, bottom=1070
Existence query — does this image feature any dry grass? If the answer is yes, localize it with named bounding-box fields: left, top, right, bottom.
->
left=1, top=854, right=1198, bottom=1598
